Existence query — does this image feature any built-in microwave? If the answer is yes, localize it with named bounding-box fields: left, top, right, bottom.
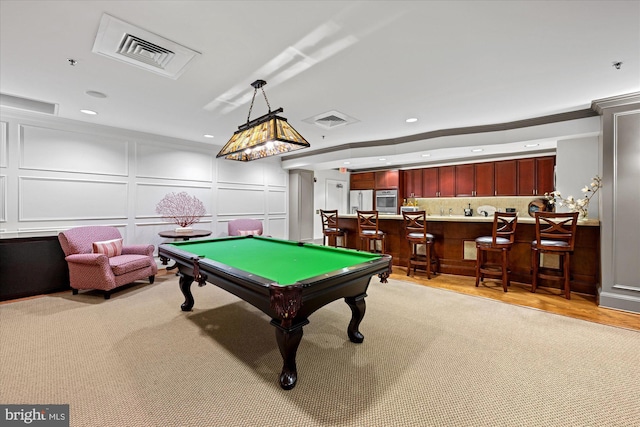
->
left=375, top=189, right=398, bottom=214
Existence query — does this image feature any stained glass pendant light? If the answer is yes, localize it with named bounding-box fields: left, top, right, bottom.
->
left=217, top=79, right=310, bottom=161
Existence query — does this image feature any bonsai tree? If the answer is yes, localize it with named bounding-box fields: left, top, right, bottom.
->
left=156, top=192, right=206, bottom=228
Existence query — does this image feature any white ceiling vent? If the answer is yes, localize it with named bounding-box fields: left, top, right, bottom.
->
left=92, top=14, right=200, bottom=79
left=303, top=110, right=359, bottom=130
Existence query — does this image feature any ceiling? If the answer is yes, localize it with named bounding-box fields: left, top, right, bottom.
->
left=1, top=1, right=638, bottom=171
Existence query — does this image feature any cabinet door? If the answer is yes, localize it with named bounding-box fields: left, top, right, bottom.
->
left=375, top=170, right=399, bottom=189
left=536, top=156, right=555, bottom=195
left=495, top=160, right=517, bottom=196
left=455, top=164, right=475, bottom=196
left=517, top=158, right=536, bottom=195
left=474, top=162, right=495, bottom=197
left=350, top=172, right=375, bottom=190
left=403, top=169, right=423, bottom=198
left=438, top=166, right=455, bottom=197
left=422, top=168, right=438, bottom=197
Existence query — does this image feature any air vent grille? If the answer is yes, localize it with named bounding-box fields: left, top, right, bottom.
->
left=117, top=34, right=175, bottom=69
left=303, top=110, right=359, bottom=130
left=92, top=13, right=200, bottom=79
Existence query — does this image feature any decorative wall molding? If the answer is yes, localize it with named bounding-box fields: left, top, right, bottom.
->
left=19, top=124, right=129, bottom=176
left=136, top=142, right=213, bottom=182
left=135, top=182, right=213, bottom=218
left=0, top=175, right=6, bottom=222
left=19, top=176, right=128, bottom=221
left=0, top=122, right=7, bottom=168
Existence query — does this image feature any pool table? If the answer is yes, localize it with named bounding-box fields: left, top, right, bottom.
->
left=158, top=235, right=392, bottom=390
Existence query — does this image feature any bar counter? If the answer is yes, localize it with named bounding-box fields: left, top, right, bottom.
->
left=336, top=214, right=600, bottom=296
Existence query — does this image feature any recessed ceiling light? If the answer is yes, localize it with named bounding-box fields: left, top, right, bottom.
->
left=80, top=109, right=97, bottom=115
left=406, top=118, right=418, bottom=123
left=471, top=148, right=483, bottom=152
left=85, top=90, right=107, bottom=98
left=343, top=161, right=351, bottom=165
left=203, top=134, right=214, bottom=138
left=421, top=153, right=431, bottom=157
left=379, top=158, right=386, bottom=161
left=524, top=143, right=539, bottom=147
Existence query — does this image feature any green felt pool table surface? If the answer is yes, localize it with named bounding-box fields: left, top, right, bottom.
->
left=166, top=236, right=382, bottom=285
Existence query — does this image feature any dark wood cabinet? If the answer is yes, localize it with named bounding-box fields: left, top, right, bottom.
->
left=422, top=168, right=439, bottom=197
left=438, top=166, right=455, bottom=197
left=375, top=170, right=399, bottom=189
left=536, top=156, right=556, bottom=195
left=455, top=164, right=475, bottom=196
left=350, top=172, right=375, bottom=190
left=495, top=160, right=517, bottom=196
left=474, top=162, right=495, bottom=196
left=517, top=158, right=536, bottom=196
left=403, top=169, right=423, bottom=197
left=517, top=156, right=555, bottom=195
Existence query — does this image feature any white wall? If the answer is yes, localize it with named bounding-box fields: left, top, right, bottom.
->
left=312, top=169, right=349, bottom=242
left=555, top=136, right=600, bottom=218
left=0, top=109, right=289, bottom=251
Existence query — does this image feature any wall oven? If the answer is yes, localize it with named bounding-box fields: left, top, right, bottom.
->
left=375, top=189, right=398, bottom=214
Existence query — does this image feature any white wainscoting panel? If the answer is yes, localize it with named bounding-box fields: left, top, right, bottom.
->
left=0, top=175, right=6, bottom=222
left=217, top=159, right=265, bottom=185
left=265, top=161, right=288, bottom=187
left=135, top=182, right=213, bottom=218
left=20, top=125, right=128, bottom=175
left=19, top=177, right=128, bottom=221
left=267, top=189, right=287, bottom=215
left=217, top=187, right=265, bottom=215
left=0, top=122, right=7, bottom=168
left=136, top=143, right=213, bottom=182
left=268, top=217, right=287, bottom=239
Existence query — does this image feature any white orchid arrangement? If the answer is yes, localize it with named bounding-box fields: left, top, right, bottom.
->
left=544, top=175, right=602, bottom=219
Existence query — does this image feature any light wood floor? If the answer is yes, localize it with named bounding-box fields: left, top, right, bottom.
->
left=391, top=267, right=640, bottom=331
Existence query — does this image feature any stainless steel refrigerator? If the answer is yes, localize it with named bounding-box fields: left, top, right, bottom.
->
left=349, top=190, right=374, bottom=213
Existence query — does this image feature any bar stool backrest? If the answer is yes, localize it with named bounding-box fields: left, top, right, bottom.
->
left=320, top=209, right=339, bottom=231
left=403, top=211, right=427, bottom=237
left=357, top=210, right=379, bottom=236
left=534, top=211, right=579, bottom=251
left=493, top=212, right=518, bottom=245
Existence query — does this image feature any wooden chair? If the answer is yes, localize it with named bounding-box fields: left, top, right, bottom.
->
left=320, top=209, right=347, bottom=248
left=356, top=210, right=386, bottom=254
left=403, top=211, right=437, bottom=279
left=531, top=211, right=579, bottom=299
left=475, top=212, right=518, bottom=292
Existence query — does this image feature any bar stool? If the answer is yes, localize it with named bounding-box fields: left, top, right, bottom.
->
left=319, top=209, right=347, bottom=248
left=475, top=212, right=518, bottom=292
left=356, top=210, right=386, bottom=254
left=403, top=211, right=437, bottom=279
left=531, top=211, right=579, bottom=299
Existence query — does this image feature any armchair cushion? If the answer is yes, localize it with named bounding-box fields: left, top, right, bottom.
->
left=238, top=229, right=261, bottom=236
left=109, top=255, right=155, bottom=276
left=92, top=238, right=123, bottom=257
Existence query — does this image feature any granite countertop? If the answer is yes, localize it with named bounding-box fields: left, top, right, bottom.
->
left=340, top=213, right=600, bottom=226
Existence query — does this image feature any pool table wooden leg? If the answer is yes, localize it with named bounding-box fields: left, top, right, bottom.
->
left=272, top=320, right=307, bottom=390
left=179, top=273, right=195, bottom=312
left=345, top=293, right=367, bottom=343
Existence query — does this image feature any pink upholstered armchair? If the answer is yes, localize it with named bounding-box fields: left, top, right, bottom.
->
left=58, top=226, right=157, bottom=299
left=228, top=219, right=264, bottom=236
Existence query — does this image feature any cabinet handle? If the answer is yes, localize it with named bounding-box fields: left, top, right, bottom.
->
left=494, top=190, right=497, bottom=196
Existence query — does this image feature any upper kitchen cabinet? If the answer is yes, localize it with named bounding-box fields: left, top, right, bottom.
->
left=438, top=166, right=455, bottom=197
left=474, top=162, right=495, bottom=196
left=517, top=156, right=555, bottom=196
left=455, top=162, right=494, bottom=197
left=455, top=164, right=475, bottom=196
left=421, top=167, right=439, bottom=197
left=350, top=172, right=375, bottom=190
left=403, top=169, right=423, bottom=197
left=495, top=160, right=518, bottom=196
left=375, top=170, right=399, bottom=189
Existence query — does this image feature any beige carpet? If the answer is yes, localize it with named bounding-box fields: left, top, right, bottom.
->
left=1, top=275, right=638, bottom=427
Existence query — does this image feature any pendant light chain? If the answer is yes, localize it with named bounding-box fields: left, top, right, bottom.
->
left=246, top=81, right=272, bottom=123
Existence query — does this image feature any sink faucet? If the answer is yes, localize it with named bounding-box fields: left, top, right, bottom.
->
left=448, top=208, right=453, bottom=216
